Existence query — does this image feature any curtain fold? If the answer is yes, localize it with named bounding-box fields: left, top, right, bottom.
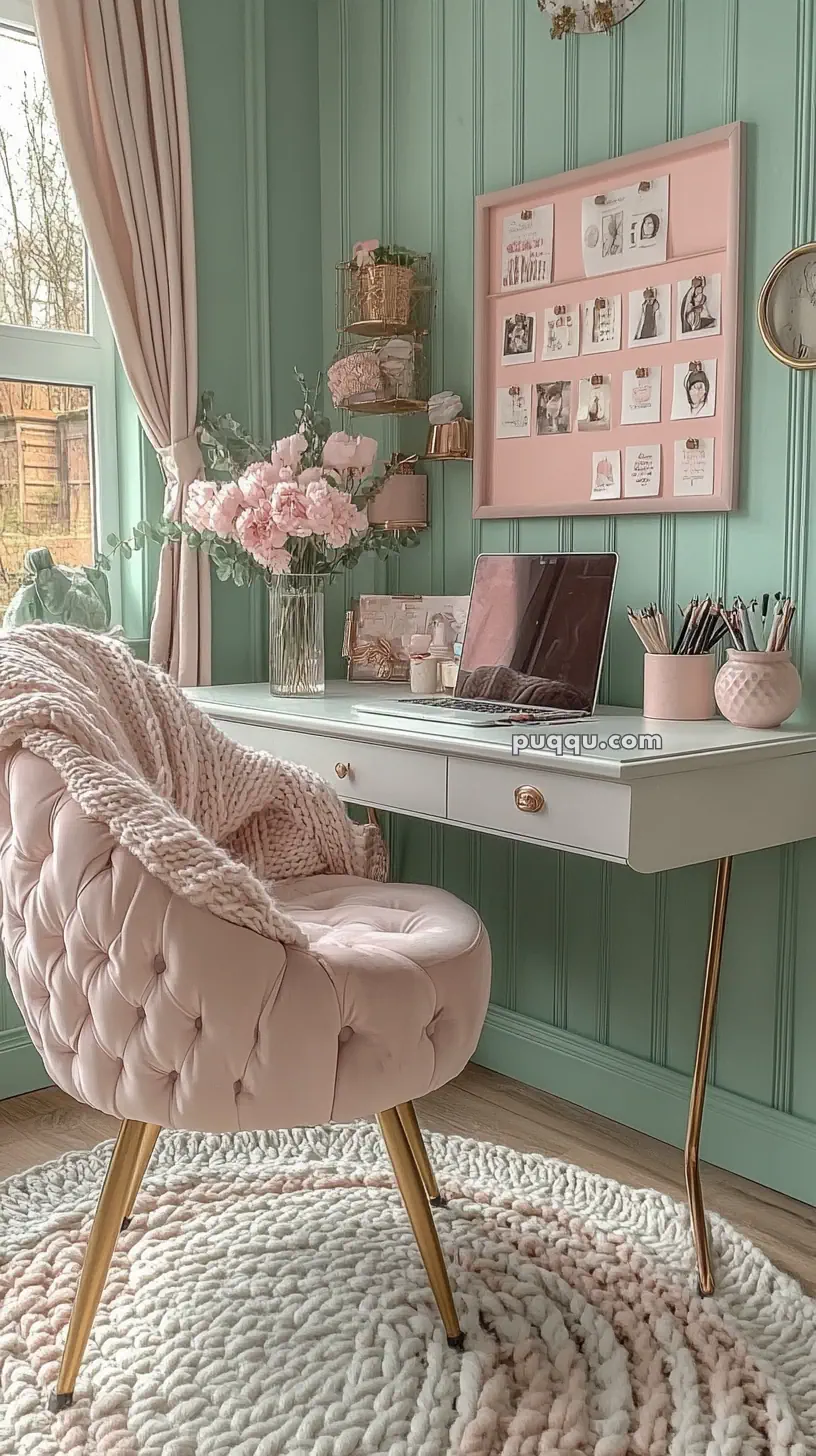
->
left=33, top=0, right=211, bottom=686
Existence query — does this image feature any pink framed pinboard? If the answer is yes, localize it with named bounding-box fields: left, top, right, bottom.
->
left=473, top=123, right=744, bottom=517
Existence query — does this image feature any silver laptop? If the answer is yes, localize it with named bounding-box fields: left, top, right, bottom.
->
left=355, top=552, right=618, bottom=727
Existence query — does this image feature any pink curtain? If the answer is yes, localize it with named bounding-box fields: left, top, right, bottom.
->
left=33, top=0, right=211, bottom=686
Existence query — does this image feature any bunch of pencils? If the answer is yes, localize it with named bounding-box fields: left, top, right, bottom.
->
left=627, top=598, right=726, bottom=655
left=720, top=594, right=796, bottom=652
left=628, top=595, right=796, bottom=655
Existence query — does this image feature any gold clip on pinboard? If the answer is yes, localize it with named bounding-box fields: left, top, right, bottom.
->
left=635, top=366, right=649, bottom=379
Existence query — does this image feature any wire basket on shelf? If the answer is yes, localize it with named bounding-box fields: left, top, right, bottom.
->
left=337, top=254, right=434, bottom=337
left=327, top=334, right=430, bottom=415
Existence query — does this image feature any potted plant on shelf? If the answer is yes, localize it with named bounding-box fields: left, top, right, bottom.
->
left=351, top=239, right=418, bottom=330
left=100, top=372, right=418, bottom=696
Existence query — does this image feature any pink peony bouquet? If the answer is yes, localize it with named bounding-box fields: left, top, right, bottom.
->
left=184, top=430, right=376, bottom=578
left=99, top=373, right=418, bottom=590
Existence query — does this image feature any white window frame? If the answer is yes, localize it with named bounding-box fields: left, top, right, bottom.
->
left=0, top=0, right=123, bottom=623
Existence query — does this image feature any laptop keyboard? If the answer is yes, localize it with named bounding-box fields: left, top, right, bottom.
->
left=400, top=698, right=584, bottom=722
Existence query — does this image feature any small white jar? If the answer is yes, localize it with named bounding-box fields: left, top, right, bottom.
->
left=410, top=655, right=439, bottom=694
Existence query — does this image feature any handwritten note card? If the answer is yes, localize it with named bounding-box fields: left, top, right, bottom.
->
left=624, top=444, right=661, bottom=498
left=674, top=437, right=715, bottom=496
left=501, top=205, right=554, bottom=291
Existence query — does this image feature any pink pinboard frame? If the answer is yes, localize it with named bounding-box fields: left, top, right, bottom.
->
left=473, top=123, right=744, bottom=518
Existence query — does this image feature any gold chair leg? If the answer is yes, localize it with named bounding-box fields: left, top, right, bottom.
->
left=377, top=1108, right=463, bottom=1349
left=120, top=1124, right=161, bottom=1230
left=50, top=1120, right=160, bottom=1412
left=684, top=855, right=732, bottom=1298
left=397, top=1101, right=445, bottom=1207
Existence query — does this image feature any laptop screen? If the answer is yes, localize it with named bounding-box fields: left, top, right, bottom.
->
left=456, top=553, right=617, bottom=713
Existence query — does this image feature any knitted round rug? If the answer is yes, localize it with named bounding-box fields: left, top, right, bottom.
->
left=0, top=1126, right=813, bottom=1455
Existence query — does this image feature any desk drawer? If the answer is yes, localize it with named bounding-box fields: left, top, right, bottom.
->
left=447, top=757, right=630, bottom=859
left=210, top=716, right=446, bottom=819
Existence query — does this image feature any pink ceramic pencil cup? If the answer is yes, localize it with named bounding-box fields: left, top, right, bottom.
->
left=642, top=653, right=716, bottom=721
left=714, top=649, right=802, bottom=728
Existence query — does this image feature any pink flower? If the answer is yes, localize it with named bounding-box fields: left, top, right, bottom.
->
left=235, top=499, right=288, bottom=565
left=273, top=432, right=308, bottom=472
left=353, top=238, right=379, bottom=267
left=324, top=490, right=369, bottom=549
left=303, top=476, right=337, bottom=536
left=271, top=481, right=313, bottom=538
left=184, top=480, right=219, bottom=531
left=239, top=460, right=282, bottom=503
left=208, top=482, right=244, bottom=539
left=265, top=547, right=292, bottom=575
left=322, top=431, right=378, bottom=478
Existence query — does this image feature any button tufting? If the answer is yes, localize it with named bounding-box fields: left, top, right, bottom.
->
left=195, top=1016, right=202, bottom=1031
left=233, top=1079, right=243, bottom=1096
left=168, top=1070, right=178, bottom=1084
left=153, top=953, right=166, bottom=974
left=338, top=1027, right=353, bottom=1044
left=137, top=1006, right=146, bottom=1021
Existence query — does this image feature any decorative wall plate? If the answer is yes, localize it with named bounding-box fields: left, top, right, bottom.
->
left=757, top=242, right=816, bottom=369
left=539, top=0, right=647, bottom=37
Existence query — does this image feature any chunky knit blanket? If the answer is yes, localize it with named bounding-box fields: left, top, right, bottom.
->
left=0, top=626, right=386, bottom=948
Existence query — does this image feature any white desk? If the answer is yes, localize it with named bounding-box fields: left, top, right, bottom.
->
left=190, top=680, right=816, bottom=1291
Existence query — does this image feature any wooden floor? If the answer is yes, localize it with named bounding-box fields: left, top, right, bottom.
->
left=1, top=1065, right=813, bottom=1294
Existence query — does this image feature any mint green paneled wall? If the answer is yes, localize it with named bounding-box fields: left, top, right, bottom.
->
left=183, top=0, right=323, bottom=685
left=317, top=0, right=816, bottom=1201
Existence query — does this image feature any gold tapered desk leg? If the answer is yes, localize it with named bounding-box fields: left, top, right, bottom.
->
left=684, top=855, right=733, bottom=1297
left=378, top=1108, right=463, bottom=1348
left=50, top=1120, right=160, bottom=1411
left=121, top=1124, right=161, bottom=1229
left=397, top=1101, right=445, bottom=1206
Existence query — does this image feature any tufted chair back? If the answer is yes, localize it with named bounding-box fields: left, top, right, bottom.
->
left=0, top=747, right=361, bottom=1132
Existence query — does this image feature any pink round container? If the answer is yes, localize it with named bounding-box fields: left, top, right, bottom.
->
left=714, top=649, right=801, bottom=729
left=642, top=653, right=716, bottom=721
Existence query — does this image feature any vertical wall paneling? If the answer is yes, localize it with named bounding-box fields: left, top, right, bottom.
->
left=307, top=0, right=816, bottom=1201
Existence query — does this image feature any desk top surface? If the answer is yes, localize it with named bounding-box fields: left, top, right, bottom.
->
left=189, top=681, right=816, bottom=783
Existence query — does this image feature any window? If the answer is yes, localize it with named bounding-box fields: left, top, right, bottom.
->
left=0, top=0, right=121, bottom=621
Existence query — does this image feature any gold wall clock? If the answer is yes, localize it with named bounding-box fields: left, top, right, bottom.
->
left=538, top=1, right=647, bottom=38
left=757, top=243, right=816, bottom=369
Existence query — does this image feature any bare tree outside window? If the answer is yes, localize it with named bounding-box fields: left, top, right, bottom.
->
left=0, top=20, right=93, bottom=614
left=0, top=21, right=86, bottom=331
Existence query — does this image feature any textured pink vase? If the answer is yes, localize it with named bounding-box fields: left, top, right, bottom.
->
left=714, top=649, right=802, bottom=728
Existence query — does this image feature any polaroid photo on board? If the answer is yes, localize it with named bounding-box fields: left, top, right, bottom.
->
left=621, top=366, right=662, bottom=425
left=591, top=449, right=622, bottom=501
left=581, top=295, right=621, bottom=354
left=674, top=437, right=715, bottom=496
left=496, top=385, right=532, bottom=439
left=502, top=312, right=536, bottom=365
left=535, top=381, right=573, bottom=435
left=542, top=304, right=580, bottom=360
left=577, top=375, right=612, bottom=431
left=501, top=205, right=554, bottom=292
left=628, top=283, right=671, bottom=347
left=671, top=358, right=717, bottom=420
left=626, top=176, right=669, bottom=265
left=676, top=273, right=722, bottom=338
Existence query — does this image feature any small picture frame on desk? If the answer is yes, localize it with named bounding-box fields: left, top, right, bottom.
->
left=342, top=594, right=470, bottom=682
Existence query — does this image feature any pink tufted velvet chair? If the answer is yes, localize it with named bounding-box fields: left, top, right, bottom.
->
left=0, top=744, right=491, bottom=1410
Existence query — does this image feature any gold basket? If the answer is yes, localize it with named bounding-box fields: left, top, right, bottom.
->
left=337, top=254, right=434, bottom=338
left=357, top=264, right=413, bottom=329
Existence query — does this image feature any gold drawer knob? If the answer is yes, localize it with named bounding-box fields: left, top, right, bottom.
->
left=514, top=785, right=545, bottom=814
left=335, top=762, right=351, bottom=780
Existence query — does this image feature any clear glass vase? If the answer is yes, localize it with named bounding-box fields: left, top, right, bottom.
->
left=268, top=575, right=325, bottom=696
